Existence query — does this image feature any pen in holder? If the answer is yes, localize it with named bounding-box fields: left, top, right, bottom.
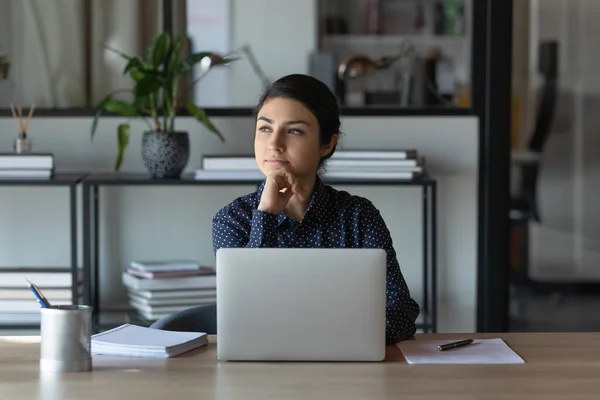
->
left=9, top=102, right=34, bottom=154
left=28, top=278, right=93, bottom=373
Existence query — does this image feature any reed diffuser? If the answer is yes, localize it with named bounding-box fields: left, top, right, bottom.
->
left=9, top=102, right=35, bottom=154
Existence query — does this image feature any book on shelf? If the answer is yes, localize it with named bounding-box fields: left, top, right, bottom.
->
left=128, top=290, right=216, bottom=306
left=0, top=153, right=54, bottom=179
left=0, top=267, right=79, bottom=288
left=131, top=288, right=217, bottom=300
left=200, top=149, right=418, bottom=170
left=129, top=259, right=203, bottom=272
left=125, top=268, right=214, bottom=279
left=0, top=313, right=42, bottom=324
left=202, top=157, right=423, bottom=171
left=0, top=287, right=78, bottom=300
left=0, top=299, right=71, bottom=312
left=194, top=169, right=265, bottom=181
left=322, top=170, right=423, bottom=180
left=123, top=261, right=217, bottom=321
left=195, top=149, right=426, bottom=181
left=0, top=169, right=52, bottom=179
left=128, top=298, right=215, bottom=317
left=0, top=272, right=82, bottom=325
left=0, top=153, right=54, bottom=169
left=122, top=271, right=216, bottom=291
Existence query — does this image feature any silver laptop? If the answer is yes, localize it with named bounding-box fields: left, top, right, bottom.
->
left=215, top=248, right=387, bottom=362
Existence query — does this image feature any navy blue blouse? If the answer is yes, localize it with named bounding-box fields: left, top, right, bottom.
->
left=212, top=177, right=420, bottom=343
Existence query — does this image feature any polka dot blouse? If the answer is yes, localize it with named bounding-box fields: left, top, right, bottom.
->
left=212, top=177, right=420, bottom=344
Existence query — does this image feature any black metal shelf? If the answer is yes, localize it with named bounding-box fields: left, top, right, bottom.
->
left=81, top=172, right=437, bottom=334
left=81, top=172, right=437, bottom=186
left=0, top=171, right=437, bottom=334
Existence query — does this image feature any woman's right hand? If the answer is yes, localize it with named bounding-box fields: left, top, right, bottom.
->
left=257, top=170, right=306, bottom=215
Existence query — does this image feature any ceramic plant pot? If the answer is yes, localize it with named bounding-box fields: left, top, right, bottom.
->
left=141, top=130, right=190, bottom=178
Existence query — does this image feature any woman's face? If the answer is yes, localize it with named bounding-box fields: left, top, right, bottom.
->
left=254, top=97, right=336, bottom=180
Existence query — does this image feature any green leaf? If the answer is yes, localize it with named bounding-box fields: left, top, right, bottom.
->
left=186, top=101, right=225, bottom=142
left=91, top=93, right=117, bottom=140
left=114, top=124, right=130, bottom=171
left=134, top=75, right=163, bottom=98
left=91, top=108, right=102, bottom=140
left=143, top=38, right=155, bottom=63
left=152, top=32, right=171, bottom=67
left=129, top=68, right=145, bottom=82
left=123, top=57, right=147, bottom=75
left=167, top=34, right=184, bottom=73
left=101, top=99, right=138, bottom=117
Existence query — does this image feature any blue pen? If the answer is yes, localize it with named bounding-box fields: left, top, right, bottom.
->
left=26, top=279, right=52, bottom=308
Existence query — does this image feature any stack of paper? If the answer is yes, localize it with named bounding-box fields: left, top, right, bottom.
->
left=91, top=324, right=208, bottom=358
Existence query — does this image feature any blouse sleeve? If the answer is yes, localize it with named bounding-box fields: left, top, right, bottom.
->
left=361, top=202, right=420, bottom=344
left=212, top=205, right=279, bottom=256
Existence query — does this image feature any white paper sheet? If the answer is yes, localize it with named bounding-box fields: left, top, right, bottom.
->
left=397, top=338, right=526, bottom=364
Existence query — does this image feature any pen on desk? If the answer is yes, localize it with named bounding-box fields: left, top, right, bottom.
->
left=438, top=339, right=473, bottom=351
left=26, top=279, right=52, bottom=308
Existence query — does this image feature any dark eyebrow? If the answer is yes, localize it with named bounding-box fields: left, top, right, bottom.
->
left=285, top=120, right=310, bottom=126
left=257, top=116, right=273, bottom=124
left=257, top=116, right=310, bottom=126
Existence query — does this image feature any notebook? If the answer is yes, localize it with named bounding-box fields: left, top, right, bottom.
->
left=91, top=324, right=208, bottom=358
left=397, top=338, right=526, bottom=364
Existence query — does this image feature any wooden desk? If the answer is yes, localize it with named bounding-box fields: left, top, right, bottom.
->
left=2, top=333, right=600, bottom=399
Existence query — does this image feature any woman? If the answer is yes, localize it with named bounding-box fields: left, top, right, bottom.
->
left=212, top=74, right=419, bottom=344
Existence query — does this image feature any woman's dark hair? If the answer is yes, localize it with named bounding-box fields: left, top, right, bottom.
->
left=255, top=74, right=342, bottom=167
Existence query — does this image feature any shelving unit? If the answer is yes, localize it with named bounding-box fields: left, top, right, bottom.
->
left=316, top=0, right=472, bottom=108
left=0, top=171, right=438, bottom=334
left=0, top=173, right=85, bottom=330
left=81, top=173, right=437, bottom=334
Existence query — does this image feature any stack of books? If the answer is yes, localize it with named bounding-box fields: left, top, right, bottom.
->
left=122, top=260, right=216, bottom=322
left=194, top=150, right=426, bottom=181
left=0, top=153, right=54, bottom=179
left=0, top=267, right=79, bottom=325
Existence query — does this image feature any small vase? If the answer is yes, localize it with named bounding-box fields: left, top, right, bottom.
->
left=141, top=131, right=190, bottom=179
left=14, top=132, right=32, bottom=153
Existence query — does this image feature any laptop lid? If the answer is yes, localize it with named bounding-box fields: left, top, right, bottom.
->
left=216, top=248, right=387, bottom=361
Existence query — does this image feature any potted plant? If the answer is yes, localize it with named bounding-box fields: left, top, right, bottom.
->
left=90, top=31, right=230, bottom=178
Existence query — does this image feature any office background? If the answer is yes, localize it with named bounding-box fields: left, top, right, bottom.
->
left=0, top=0, right=512, bottom=333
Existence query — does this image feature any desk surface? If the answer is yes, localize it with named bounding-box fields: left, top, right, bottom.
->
left=2, top=332, right=600, bottom=399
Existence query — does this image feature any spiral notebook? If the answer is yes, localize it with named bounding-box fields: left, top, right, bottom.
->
left=91, top=324, right=208, bottom=358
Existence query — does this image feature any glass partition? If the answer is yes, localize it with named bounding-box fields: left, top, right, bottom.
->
left=0, top=0, right=473, bottom=113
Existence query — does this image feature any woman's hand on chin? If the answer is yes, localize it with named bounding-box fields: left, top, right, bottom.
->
left=258, top=170, right=308, bottom=214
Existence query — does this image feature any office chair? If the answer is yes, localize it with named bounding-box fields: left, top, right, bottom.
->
left=149, top=303, right=217, bottom=334
left=509, top=40, right=558, bottom=321
left=511, top=40, right=558, bottom=224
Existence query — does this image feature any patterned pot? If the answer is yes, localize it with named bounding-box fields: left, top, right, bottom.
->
left=141, top=131, right=190, bottom=179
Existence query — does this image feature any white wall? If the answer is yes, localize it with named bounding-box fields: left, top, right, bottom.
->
left=0, top=115, right=478, bottom=333
left=227, top=0, right=317, bottom=106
